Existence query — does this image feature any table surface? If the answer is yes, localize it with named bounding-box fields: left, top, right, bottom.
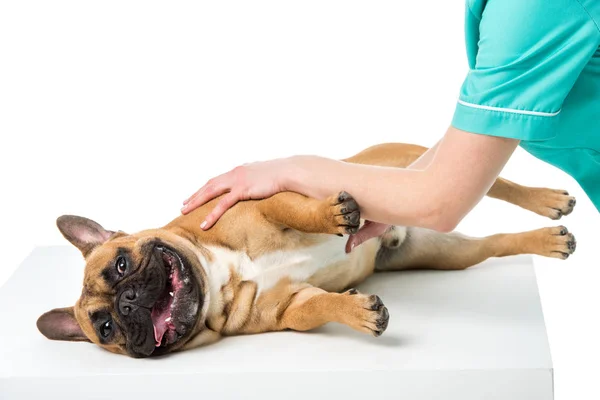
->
left=0, top=246, right=552, bottom=378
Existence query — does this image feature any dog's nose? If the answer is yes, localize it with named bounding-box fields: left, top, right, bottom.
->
left=118, top=288, right=139, bottom=316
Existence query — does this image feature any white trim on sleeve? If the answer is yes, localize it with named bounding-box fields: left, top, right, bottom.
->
left=457, top=99, right=561, bottom=117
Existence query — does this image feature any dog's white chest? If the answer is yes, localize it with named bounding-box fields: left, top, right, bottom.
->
left=203, top=235, right=348, bottom=294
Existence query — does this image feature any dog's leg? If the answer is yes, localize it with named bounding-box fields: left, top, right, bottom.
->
left=258, top=191, right=361, bottom=235
left=343, top=143, right=576, bottom=219
left=279, top=287, right=389, bottom=336
left=238, top=283, right=389, bottom=337
left=376, top=225, right=577, bottom=271
left=486, top=178, right=576, bottom=220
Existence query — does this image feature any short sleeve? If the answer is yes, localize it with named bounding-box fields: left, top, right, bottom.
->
left=452, top=0, right=600, bottom=141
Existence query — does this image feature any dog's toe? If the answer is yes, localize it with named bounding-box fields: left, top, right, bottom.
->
left=328, top=191, right=361, bottom=235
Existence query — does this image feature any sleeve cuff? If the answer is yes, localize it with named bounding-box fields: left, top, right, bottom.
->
left=451, top=100, right=559, bottom=142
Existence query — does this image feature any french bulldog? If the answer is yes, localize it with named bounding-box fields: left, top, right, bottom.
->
left=37, top=143, right=577, bottom=357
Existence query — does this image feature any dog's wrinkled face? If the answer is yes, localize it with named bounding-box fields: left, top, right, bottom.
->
left=37, top=216, right=206, bottom=358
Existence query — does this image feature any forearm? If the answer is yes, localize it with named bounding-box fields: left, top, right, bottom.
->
left=287, top=156, right=445, bottom=228
left=287, top=141, right=440, bottom=202
left=286, top=127, right=519, bottom=231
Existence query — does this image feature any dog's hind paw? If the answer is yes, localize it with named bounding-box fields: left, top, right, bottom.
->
left=523, top=188, right=576, bottom=220
left=534, top=226, right=577, bottom=260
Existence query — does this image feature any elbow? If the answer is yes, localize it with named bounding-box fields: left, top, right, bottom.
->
left=430, top=217, right=460, bottom=233
left=419, top=201, right=462, bottom=233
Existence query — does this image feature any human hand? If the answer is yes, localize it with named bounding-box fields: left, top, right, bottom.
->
left=345, top=220, right=391, bottom=253
left=181, top=158, right=292, bottom=229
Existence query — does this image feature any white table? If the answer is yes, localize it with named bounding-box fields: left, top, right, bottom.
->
left=0, top=246, right=553, bottom=399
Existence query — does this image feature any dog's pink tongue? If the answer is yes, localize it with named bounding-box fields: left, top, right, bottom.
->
left=151, top=308, right=170, bottom=347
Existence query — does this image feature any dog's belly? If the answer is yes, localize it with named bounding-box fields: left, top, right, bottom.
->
left=307, top=238, right=380, bottom=292
left=202, top=235, right=380, bottom=297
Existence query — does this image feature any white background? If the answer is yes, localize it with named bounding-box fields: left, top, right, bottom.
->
left=0, top=1, right=598, bottom=398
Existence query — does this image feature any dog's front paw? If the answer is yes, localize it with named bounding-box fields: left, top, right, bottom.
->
left=324, top=191, right=360, bottom=235
left=343, top=289, right=389, bottom=337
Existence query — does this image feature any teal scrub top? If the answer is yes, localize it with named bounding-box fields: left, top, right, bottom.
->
left=451, top=0, right=600, bottom=211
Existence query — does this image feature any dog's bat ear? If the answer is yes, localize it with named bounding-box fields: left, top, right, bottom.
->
left=37, top=307, right=90, bottom=342
left=56, top=215, right=115, bottom=257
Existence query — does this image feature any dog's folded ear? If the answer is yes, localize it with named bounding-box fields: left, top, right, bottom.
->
left=37, top=307, right=89, bottom=342
left=56, top=215, right=115, bottom=257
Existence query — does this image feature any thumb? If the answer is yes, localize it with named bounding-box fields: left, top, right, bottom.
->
left=345, top=221, right=391, bottom=254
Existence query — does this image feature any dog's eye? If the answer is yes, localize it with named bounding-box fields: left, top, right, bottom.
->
left=100, top=319, right=113, bottom=339
left=115, top=256, right=127, bottom=276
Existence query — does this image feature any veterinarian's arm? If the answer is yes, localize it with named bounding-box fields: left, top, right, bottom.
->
left=183, top=127, right=518, bottom=232
left=181, top=141, right=437, bottom=230
left=286, top=127, right=518, bottom=231
left=343, top=141, right=440, bottom=251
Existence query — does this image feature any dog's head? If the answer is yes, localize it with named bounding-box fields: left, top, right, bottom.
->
left=37, top=215, right=207, bottom=358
